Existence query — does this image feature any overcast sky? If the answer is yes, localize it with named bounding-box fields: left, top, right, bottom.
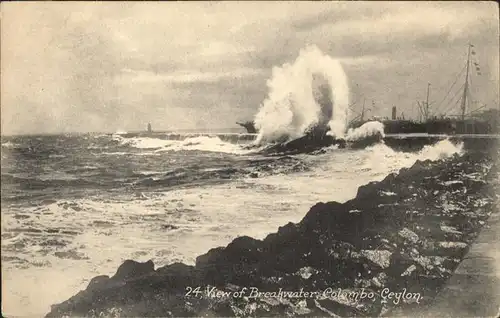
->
left=1, top=1, right=498, bottom=135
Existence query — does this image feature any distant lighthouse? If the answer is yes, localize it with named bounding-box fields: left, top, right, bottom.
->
left=147, top=123, right=152, bottom=133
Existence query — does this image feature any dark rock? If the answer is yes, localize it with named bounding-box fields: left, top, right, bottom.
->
left=46, top=147, right=498, bottom=318
left=86, top=275, right=110, bottom=292
left=196, top=236, right=264, bottom=286
left=113, top=259, right=155, bottom=281
left=155, top=262, right=201, bottom=291
left=161, top=224, right=179, bottom=230
left=348, top=132, right=384, bottom=149
left=261, top=134, right=346, bottom=156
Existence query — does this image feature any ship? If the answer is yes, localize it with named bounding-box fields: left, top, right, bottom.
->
left=347, top=44, right=499, bottom=135
left=238, top=44, right=499, bottom=136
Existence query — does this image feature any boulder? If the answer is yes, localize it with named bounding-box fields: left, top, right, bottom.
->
left=46, top=151, right=498, bottom=317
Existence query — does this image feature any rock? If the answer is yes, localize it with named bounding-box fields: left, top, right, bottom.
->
left=196, top=236, right=264, bottom=286
left=360, top=250, right=392, bottom=269
left=162, top=224, right=179, bottom=230
left=261, top=134, right=347, bottom=156
left=156, top=262, right=201, bottom=290
left=86, top=275, right=110, bottom=291
left=398, top=228, right=420, bottom=244
left=46, top=148, right=498, bottom=318
left=113, top=259, right=155, bottom=281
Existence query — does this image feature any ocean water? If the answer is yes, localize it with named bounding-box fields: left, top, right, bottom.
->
left=0, top=132, right=463, bottom=316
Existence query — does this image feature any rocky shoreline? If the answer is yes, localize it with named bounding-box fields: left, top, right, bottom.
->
left=46, top=147, right=499, bottom=317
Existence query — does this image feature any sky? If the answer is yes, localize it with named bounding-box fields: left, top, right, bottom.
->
left=1, top=1, right=499, bottom=135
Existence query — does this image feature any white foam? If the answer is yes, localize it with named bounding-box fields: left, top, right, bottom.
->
left=362, top=139, right=463, bottom=175
left=125, top=137, right=177, bottom=149
left=163, top=136, right=252, bottom=154
left=1, top=138, right=466, bottom=316
left=1, top=141, right=19, bottom=148
left=345, top=121, right=385, bottom=141
left=115, top=135, right=256, bottom=155
left=418, top=139, right=464, bottom=160
left=254, top=45, right=349, bottom=145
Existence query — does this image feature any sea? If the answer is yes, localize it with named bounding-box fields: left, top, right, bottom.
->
left=1, top=131, right=463, bottom=316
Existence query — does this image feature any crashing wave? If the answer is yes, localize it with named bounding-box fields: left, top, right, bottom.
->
left=115, top=135, right=257, bottom=155
left=253, top=45, right=349, bottom=145
left=345, top=121, right=385, bottom=141
left=2, top=141, right=19, bottom=149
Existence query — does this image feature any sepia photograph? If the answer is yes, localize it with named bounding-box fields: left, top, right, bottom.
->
left=1, top=1, right=499, bottom=317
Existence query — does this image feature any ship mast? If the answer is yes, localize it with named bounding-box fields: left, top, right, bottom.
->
left=416, top=83, right=431, bottom=121
left=425, top=83, right=431, bottom=120
left=361, top=98, right=366, bottom=121
left=460, top=44, right=472, bottom=120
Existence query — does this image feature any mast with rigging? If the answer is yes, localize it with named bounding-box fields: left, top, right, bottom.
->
left=460, top=44, right=473, bottom=120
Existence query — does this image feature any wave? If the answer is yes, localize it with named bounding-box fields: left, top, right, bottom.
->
left=1, top=133, right=468, bottom=317
left=1, top=174, right=103, bottom=193
left=2, top=141, right=20, bottom=149
left=418, top=138, right=464, bottom=160
left=253, top=45, right=349, bottom=145
left=119, top=137, right=176, bottom=150
left=113, top=132, right=257, bottom=143
left=115, top=135, right=260, bottom=155
left=345, top=121, right=385, bottom=141
left=363, top=139, right=464, bottom=175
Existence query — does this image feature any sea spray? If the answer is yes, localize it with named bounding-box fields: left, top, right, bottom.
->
left=363, top=139, right=464, bottom=175
left=254, top=45, right=349, bottom=145
left=116, top=135, right=254, bottom=154
left=346, top=121, right=385, bottom=141
left=418, top=139, right=464, bottom=160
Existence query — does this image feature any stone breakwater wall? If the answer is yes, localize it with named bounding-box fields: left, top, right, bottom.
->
left=47, top=150, right=499, bottom=317
left=383, top=135, right=499, bottom=153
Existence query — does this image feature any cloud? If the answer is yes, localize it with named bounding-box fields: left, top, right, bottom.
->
left=119, top=67, right=266, bottom=84
left=338, top=55, right=394, bottom=68
left=1, top=1, right=498, bottom=134
left=198, top=41, right=256, bottom=58
left=292, top=2, right=494, bottom=37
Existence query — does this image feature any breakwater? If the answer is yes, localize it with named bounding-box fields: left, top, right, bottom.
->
left=46, top=142, right=499, bottom=317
